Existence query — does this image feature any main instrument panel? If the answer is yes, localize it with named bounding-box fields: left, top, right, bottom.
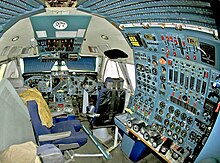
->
left=125, top=27, right=220, bottom=162
left=23, top=71, right=98, bottom=113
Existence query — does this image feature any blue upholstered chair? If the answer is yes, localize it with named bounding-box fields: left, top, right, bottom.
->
left=27, top=100, right=87, bottom=150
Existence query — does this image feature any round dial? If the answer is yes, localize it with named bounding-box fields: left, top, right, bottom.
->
left=170, top=122, right=175, bottom=130
left=169, top=106, right=174, bottom=113
left=166, top=113, right=171, bottom=119
left=152, top=68, right=158, bottom=75
left=181, top=130, right=187, bottom=138
left=172, top=133, right=178, bottom=140
left=178, top=137, right=184, bottom=144
left=181, top=113, right=187, bottom=121
left=164, top=119, right=170, bottom=126
left=187, top=116, right=193, bottom=125
left=167, top=129, right=172, bottom=136
left=174, top=109, right=180, bottom=117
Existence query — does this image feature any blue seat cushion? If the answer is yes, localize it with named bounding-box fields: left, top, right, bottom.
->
left=51, top=120, right=81, bottom=133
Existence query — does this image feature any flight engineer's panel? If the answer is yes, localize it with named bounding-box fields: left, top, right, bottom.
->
left=125, top=27, right=220, bottom=162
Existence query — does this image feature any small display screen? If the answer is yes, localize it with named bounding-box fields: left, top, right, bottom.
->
left=200, top=42, right=215, bottom=66
left=126, top=33, right=143, bottom=47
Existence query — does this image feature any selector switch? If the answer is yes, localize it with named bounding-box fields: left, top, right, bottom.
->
left=182, top=95, right=188, bottom=101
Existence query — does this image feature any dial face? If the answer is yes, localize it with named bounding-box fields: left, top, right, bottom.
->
left=200, top=42, right=215, bottom=66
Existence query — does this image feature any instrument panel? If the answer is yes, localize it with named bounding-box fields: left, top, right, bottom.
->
left=124, top=27, right=220, bottom=162
left=24, top=71, right=98, bottom=112
left=37, top=38, right=81, bottom=61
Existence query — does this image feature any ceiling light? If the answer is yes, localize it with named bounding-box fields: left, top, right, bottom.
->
left=101, top=35, right=109, bottom=40
left=12, top=36, right=19, bottom=41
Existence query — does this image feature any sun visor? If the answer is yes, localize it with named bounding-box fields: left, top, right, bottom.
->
left=104, top=49, right=128, bottom=59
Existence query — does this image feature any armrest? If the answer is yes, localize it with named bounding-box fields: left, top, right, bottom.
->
left=87, top=113, right=100, bottom=118
left=51, top=111, right=67, bottom=117
left=38, top=131, right=71, bottom=142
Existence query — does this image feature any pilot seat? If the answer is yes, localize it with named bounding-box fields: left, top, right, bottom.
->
left=87, top=77, right=126, bottom=143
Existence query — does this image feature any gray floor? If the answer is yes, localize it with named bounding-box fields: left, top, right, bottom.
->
left=69, top=121, right=163, bottom=163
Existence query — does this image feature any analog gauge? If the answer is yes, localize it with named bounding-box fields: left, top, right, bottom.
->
left=162, top=66, right=166, bottom=74
left=159, top=109, right=164, bottom=115
left=185, top=125, right=190, bottom=131
left=172, top=116, right=176, bottom=122
left=181, top=113, right=187, bottom=121
left=187, top=116, right=193, bottom=125
left=199, top=42, right=215, bottom=66
left=181, top=130, right=187, bottom=138
left=166, top=113, right=171, bottom=119
left=169, top=106, right=174, bottom=113
left=180, top=121, right=185, bottom=127
left=178, top=137, right=184, bottom=144
left=189, top=131, right=196, bottom=140
left=152, top=60, right=158, bottom=68
left=174, top=109, right=180, bottom=117
left=160, top=75, right=166, bottom=83
left=164, top=119, right=170, bottom=126
left=159, top=101, right=166, bottom=109
left=152, top=68, right=158, bottom=75
left=170, top=122, right=175, bottom=130
left=172, top=133, right=178, bottom=140
left=167, top=129, right=172, bottom=136
left=175, top=126, right=181, bottom=133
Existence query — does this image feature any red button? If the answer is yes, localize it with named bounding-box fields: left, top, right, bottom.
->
left=168, top=60, right=172, bottom=65
left=186, top=55, right=190, bottom=60
left=193, top=54, right=196, bottom=60
left=174, top=40, right=178, bottom=45
left=204, top=71, right=209, bottom=78
left=173, top=51, right=177, bottom=56
left=161, top=35, right=165, bottom=40
left=169, top=36, right=173, bottom=41
left=194, top=102, right=197, bottom=107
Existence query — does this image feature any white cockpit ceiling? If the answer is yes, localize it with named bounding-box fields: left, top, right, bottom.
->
left=0, top=7, right=133, bottom=64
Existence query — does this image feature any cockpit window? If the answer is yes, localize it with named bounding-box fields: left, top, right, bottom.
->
left=104, top=60, right=136, bottom=91
left=0, top=64, right=6, bottom=80
left=4, top=60, right=19, bottom=78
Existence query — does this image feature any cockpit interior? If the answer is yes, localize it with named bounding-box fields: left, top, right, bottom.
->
left=0, top=0, right=220, bottom=163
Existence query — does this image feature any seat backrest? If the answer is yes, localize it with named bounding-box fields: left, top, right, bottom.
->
left=27, top=100, right=51, bottom=137
left=93, top=77, right=126, bottom=126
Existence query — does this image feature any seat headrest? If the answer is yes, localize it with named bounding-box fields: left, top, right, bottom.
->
left=104, top=77, right=124, bottom=89
left=7, top=77, right=24, bottom=88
